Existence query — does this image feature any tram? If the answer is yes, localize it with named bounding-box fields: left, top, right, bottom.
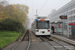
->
left=31, top=17, right=50, bottom=36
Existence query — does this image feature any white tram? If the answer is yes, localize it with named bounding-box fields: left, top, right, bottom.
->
left=31, top=18, right=50, bottom=36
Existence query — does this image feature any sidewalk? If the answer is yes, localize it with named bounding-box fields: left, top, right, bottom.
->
left=53, top=29, right=75, bottom=41
left=52, top=33, right=75, bottom=41
left=51, top=34, right=75, bottom=45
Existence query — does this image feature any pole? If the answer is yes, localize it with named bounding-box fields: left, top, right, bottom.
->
left=26, top=0, right=27, bottom=5
left=67, top=8, right=69, bottom=38
left=71, top=5, right=72, bottom=22
left=36, top=10, right=37, bottom=16
left=36, top=9, right=38, bottom=17
left=34, top=9, right=38, bottom=17
left=67, top=16, right=69, bottom=37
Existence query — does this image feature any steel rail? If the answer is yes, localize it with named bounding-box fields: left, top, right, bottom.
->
left=27, top=30, right=31, bottom=50
left=46, top=36, right=69, bottom=50
left=40, top=36, right=57, bottom=50
left=12, top=30, right=28, bottom=50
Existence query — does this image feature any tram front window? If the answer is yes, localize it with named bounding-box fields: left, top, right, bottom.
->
left=37, top=21, right=49, bottom=29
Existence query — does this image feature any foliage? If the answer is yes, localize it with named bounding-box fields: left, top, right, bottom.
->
left=0, top=18, right=25, bottom=32
left=0, top=4, right=29, bottom=23
left=0, top=31, right=21, bottom=48
left=12, top=4, right=29, bottom=23
left=0, top=4, right=29, bottom=32
left=24, top=17, right=30, bottom=29
left=0, top=4, right=4, bottom=19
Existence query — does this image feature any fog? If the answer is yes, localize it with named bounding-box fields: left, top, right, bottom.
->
left=8, top=0, right=71, bottom=28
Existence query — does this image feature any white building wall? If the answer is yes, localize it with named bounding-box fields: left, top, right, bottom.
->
left=48, top=1, right=75, bottom=23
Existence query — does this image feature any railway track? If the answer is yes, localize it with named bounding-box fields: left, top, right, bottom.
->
left=3, top=30, right=74, bottom=50
left=40, top=36, right=71, bottom=50
left=27, top=30, right=31, bottom=50
left=12, top=30, right=31, bottom=50
left=40, top=36, right=57, bottom=50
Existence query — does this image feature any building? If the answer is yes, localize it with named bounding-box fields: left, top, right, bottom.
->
left=48, top=0, right=75, bottom=29
left=48, top=0, right=75, bottom=23
left=48, top=0, right=75, bottom=35
left=0, top=0, right=9, bottom=7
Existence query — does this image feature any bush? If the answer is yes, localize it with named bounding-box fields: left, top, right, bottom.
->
left=0, top=18, right=25, bottom=33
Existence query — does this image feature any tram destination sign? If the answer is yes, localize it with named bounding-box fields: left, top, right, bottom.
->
left=60, top=15, right=67, bottom=19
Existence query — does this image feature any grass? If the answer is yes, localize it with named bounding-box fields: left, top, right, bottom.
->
left=0, top=31, right=21, bottom=48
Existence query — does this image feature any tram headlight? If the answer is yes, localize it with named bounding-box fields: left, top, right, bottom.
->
left=36, top=30, right=39, bottom=32
left=48, top=30, right=50, bottom=32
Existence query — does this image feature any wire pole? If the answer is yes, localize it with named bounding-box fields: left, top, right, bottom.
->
left=34, top=9, right=38, bottom=17
left=36, top=10, right=37, bottom=16
left=39, top=0, right=48, bottom=13
left=32, top=0, right=33, bottom=18
left=67, top=8, right=69, bottom=38
left=26, top=0, right=27, bottom=5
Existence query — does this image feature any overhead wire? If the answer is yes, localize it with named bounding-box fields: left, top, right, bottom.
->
left=32, top=0, right=33, bottom=17
left=39, top=0, right=48, bottom=13
left=7, top=0, right=10, bottom=2
left=32, top=0, right=33, bottom=9
left=26, top=0, right=27, bottom=5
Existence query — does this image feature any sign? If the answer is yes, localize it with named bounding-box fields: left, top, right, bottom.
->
left=60, top=24, right=62, bottom=27
left=55, top=20, right=57, bottom=23
left=68, top=23, right=75, bottom=25
left=60, top=15, right=67, bottom=19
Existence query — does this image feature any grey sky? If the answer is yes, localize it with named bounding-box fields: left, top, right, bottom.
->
left=8, top=0, right=71, bottom=28
left=9, top=0, right=71, bottom=18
